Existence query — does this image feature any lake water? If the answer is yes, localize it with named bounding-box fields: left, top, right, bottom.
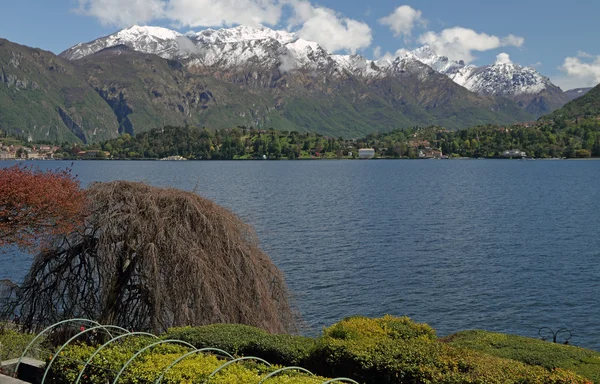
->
left=1, top=159, right=599, bottom=350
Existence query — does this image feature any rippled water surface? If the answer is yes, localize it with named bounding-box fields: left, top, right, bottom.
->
left=1, top=160, right=599, bottom=349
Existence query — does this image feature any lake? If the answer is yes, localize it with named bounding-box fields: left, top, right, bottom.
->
left=1, top=159, right=599, bottom=350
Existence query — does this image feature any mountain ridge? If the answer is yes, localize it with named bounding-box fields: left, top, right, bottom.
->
left=61, top=24, right=573, bottom=119
left=0, top=27, right=583, bottom=143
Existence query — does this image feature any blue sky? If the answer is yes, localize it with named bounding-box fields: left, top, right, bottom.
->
left=1, top=0, right=599, bottom=90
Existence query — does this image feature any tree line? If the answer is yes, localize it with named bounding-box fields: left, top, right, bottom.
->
left=4, top=114, right=600, bottom=159
left=73, top=117, right=600, bottom=159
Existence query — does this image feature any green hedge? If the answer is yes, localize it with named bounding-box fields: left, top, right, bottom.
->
left=443, top=330, right=600, bottom=383
left=165, top=324, right=317, bottom=366
left=0, top=328, right=48, bottom=361
left=304, top=316, right=590, bottom=384
left=46, top=338, right=327, bottom=384
left=13, top=316, right=599, bottom=384
left=166, top=316, right=592, bottom=384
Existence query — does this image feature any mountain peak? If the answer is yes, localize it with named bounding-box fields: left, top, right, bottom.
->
left=190, top=25, right=297, bottom=45
left=117, top=25, right=182, bottom=41
left=410, top=44, right=437, bottom=59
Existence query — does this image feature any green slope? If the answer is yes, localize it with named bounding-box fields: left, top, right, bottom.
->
left=1, top=37, right=546, bottom=142
left=546, top=83, right=600, bottom=120
left=0, top=38, right=119, bottom=143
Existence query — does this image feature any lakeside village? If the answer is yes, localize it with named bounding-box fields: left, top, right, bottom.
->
left=0, top=125, right=535, bottom=161
left=0, top=143, right=110, bottom=160
left=0, top=140, right=528, bottom=160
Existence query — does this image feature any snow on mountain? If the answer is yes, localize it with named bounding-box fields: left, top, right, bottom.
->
left=61, top=25, right=563, bottom=104
left=189, top=25, right=296, bottom=45
left=62, top=25, right=399, bottom=79
left=399, top=46, right=556, bottom=97
left=459, top=59, right=550, bottom=96
left=63, top=25, right=184, bottom=60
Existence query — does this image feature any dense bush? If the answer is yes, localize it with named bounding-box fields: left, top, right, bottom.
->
left=0, top=327, right=48, bottom=361
left=46, top=338, right=326, bottom=384
left=307, top=316, right=591, bottom=384
left=165, top=324, right=316, bottom=366
left=12, top=317, right=598, bottom=384
left=443, top=330, right=600, bottom=383
left=168, top=316, right=592, bottom=384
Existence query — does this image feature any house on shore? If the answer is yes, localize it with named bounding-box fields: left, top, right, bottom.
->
left=358, top=148, right=375, bottom=159
left=502, top=149, right=527, bottom=158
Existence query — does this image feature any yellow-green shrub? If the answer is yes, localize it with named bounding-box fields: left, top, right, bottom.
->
left=0, top=328, right=49, bottom=361
left=443, top=330, right=600, bottom=383
left=46, top=341, right=327, bottom=384
left=307, top=316, right=591, bottom=384
left=165, top=324, right=316, bottom=366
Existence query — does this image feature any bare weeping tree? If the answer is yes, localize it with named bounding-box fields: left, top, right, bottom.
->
left=3, top=181, right=297, bottom=334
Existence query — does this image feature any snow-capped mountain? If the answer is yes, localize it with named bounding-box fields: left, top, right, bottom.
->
left=60, top=24, right=572, bottom=118
left=400, top=46, right=558, bottom=97
left=398, top=46, right=570, bottom=114
left=63, top=26, right=184, bottom=60
left=63, top=25, right=340, bottom=73
left=61, top=25, right=429, bottom=80
left=63, top=26, right=563, bottom=97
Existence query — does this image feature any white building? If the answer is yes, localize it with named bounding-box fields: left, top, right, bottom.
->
left=358, top=148, right=375, bottom=159
left=502, top=149, right=527, bottom=158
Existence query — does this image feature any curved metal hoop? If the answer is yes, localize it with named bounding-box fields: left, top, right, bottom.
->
left=204, top=356, right=272, bottom=382
left=321, top=378, right=360, bottom=384
left=41, top=324, right=129, bottom=384
left=112, top=339, right=196, bottom=384
left=258, top=366, right=314, bottom=383
left=74, top=331, right=158, bottom=384
left=538, top=327, right=572, bottom=343
left=15, top=319, right=109, bottom=376
left=154, top=348, right=234, bottom=384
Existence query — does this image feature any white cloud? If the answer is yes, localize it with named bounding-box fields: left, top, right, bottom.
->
left=73, top=0, right=372, bottom=54
left=554, top=54, right=600, bottom=90
left=373, top=46, right=382, bottom=59
left=495, top=53, right=512, bottom=65
left=288, top=1, right=372, bottom=53
left=417, top=27, right=524, bottom=63
left=378, top=48, right=409, bottom=63
left=379, top=5, right=424, bottom=38
left=75, top=0, right=165, bottom=27
left=166, top=0, right=282, bottom=28
left=577, top=51, right=594, bottom=58
left=278, top=53, right=298, bottom=73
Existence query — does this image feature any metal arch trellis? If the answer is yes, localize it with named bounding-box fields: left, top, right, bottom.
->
left=15, top=318, right=112, bottom=375
left=41, top=324, right=130, bottom=384
left=154, top=348, right=234, bottom=384
left=17, top=318, right=365, bottom=384
left=111, top=339, right=196, bottom=384
left=204, top=356, right=272, bottom=382
left=257, top=366, right=314, bottom=383
left=74, top=331, right=159, bottom=384
left=538, top=327, right=572, bottom=344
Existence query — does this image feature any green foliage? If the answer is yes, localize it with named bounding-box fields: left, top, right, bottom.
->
left=0, top=327, right=48, bottom=361
left=308, top=317, right=592, bottom=384
left=5, top=318, right=598, bottom=384
left=165, top=324, right=316, bottom=366
left=168, top=317, right=592, bottom=384
left=46, top=338, right=326, bottom=384
left=0, top=39, right=119, bottom=143
left=444, top=330, right=600, bottom=383
left=548, top=84, right=600, bottom=121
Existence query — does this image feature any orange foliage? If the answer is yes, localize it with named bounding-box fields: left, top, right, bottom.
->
left=0, top=165, right=86, bottom=251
